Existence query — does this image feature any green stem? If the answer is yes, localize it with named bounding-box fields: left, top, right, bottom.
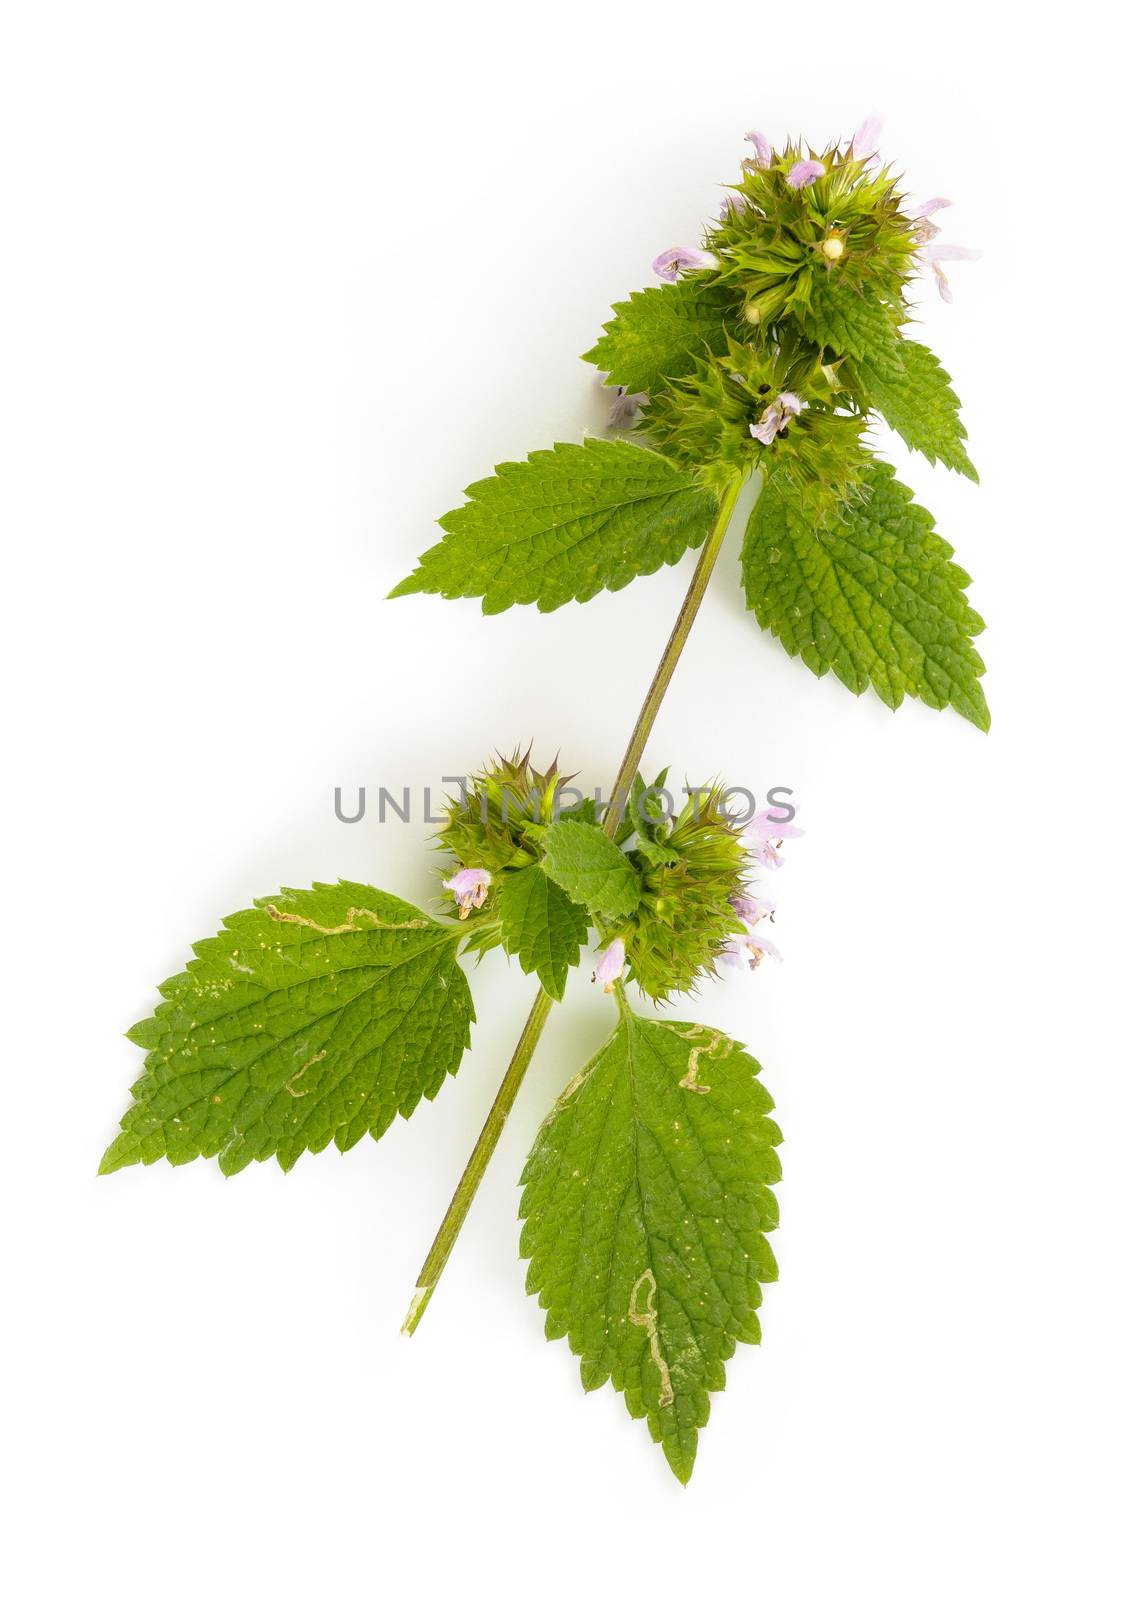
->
left=402, top=470, right=747, bottom=1335
left=401, top=985, right=554, bottom=1335
left=600, top=472, right=747, bottom=839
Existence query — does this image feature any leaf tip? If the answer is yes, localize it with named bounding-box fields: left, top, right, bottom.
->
left=664, top=1440, right=696, bottom=1485
left=966, top=695, right=992, bottom=733
left=98, top=1135, right=134, bottom=1176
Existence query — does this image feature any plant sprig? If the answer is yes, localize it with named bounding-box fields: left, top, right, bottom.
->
left=104, top=116, right=985, bottom=1483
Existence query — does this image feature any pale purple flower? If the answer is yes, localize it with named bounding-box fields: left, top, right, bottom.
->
left=730, top=892, right=776, bottom=926
left=719, top=929, right=783, bottom=972
left=744, top=930, right=782, bottom=969
left=721, top=190, right=748, bottom=219
left=749, top=391, right=804, bottom=446
left=607, top=386, right=650, bottom=429
left=743, top=130, right=773, bottom=169
left=925, top=242, right=980, bottom=303
left=851, top=115, right=883, bottom=160
left=652, top=246, right=718, bottom=283
left=910, top=197, right=953, bottom=246
left=787, top=159, right=826, bottom=190
left=592, top=937, right=626, bottom=993
left=750, top=409, right=784, bottom=447
left=907, top=198, right=978, bottom=299
left=744, top=809, right=804, bottom=869
left=443, top=866, right=491, bottom=918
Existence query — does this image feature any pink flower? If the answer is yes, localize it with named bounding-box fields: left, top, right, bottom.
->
left=606, top=386, right=650, bottom=429
left=925, top=242, right=980, bottom=303
left=910, top=198, right=953, bottom=247
left=721, top=880, right=785, bottom=971
left=718, top=930, right=783, bottom=972
left=851, top=115, right=883, bottom=160
left=744, top=809, right=804, bottom=869
left=592, top=938, right=626, bottom=993
left=652, top=246, right=718, bottom=283
left=749, top=391, right=804, bottom=446
left=787, top=159, right=826, bottom=190
left=907, top=198, right=978, bottom=300
left=730, top=892, right=776, bottom=926
left=743, top=130, right=773, bottom=169
left=442, top=867, right=491, bottom=918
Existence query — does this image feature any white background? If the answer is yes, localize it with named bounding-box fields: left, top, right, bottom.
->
left=2, top=2, right=1118, bottom=1595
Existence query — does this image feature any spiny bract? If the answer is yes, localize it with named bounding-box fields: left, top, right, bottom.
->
left=611, top=781, right=755, bottom=1001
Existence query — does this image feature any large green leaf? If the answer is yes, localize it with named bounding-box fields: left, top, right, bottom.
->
left=101, top=882, right=474, bottom=1176
left=497, top=865, right=590, bottom=1001
left=520, top=1012, right=781, bottom=1483
left=540, top=820, right=641, bottom=921
left=859, top=338, right=978, bottom=481
left=798, top=276, right=904, bottom=377
left=389, top=438, right=716, bottom=614
left=582, top=280, right=734, bottom=395
left=742, top=459, right=989, bottom=728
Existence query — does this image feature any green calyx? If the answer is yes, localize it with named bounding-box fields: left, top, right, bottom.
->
left=436, top=749, right=594, bottom=968
left=610, top=780, right=752, bottom=1001
left=642, top=336, right=869, bottom=514
left=437, top=748, right=583, bottom=877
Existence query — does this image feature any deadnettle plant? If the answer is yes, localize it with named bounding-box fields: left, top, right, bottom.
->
left=103, top=118, right=985, bottom=1485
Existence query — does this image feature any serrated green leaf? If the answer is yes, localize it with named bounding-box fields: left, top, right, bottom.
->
left=498, top=865, right=591, bottom=1001
left=101, top=882, right=474, bottom=1176
left=582, top=280, right=734, bottom=395
left=556, top=796, right=600, bottom=825
left=859, top=338, right=978, bottom=481
left=540, top=820, right=641, bottom=920
left=389, top=438, right=717, bottom=614
left=741, top=459, right=989, bottom=729
left=627, top=770, right=680, bottom=864
left=798, top=276, right=904, bottom=377
left=520, top=1013, right=781, bottom=1483
left=631, top=831, right=682, bottom=867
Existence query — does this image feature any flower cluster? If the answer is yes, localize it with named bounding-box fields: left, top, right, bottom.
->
left=593, top=784, right=802, bottom=1001
left=437, top=753, right=800, bottom=1002
left=707, top=114, right=974, bottom=319
left=436, top=749, right=584, bottom=946
left=639, top=334, right=867, bottom=513
left=609, top=116, right=975, bottom=510
left=438, top=749, right=580, bottom=876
